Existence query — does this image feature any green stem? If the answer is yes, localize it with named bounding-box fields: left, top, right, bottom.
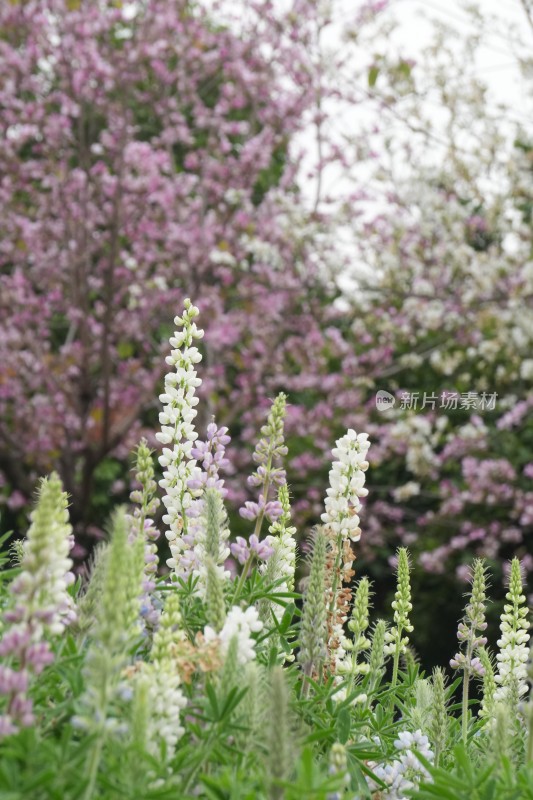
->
left=345, top=639, right=362, bottom=700
left=527, top=709, right=533, bottom=764
left=390, top=624, right=405, bottom=693
left=84, top=730, right=105, bottom=800
left=461, top=670, right=470, bottom=744
left=328, top=533, right=344, bottom=617
left=234, top=552, right=255, bottom=600
left=391, top=643, right=400, bottom=691
left=234, top=457, right=273, bottom=600
left=182, top=725, right=219, bottom=793
left=462, top=642, right=473, bottom=744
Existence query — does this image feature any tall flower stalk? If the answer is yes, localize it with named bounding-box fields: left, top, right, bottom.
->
left=128, top=439, right=161, bottom=626
left=450, top=559, right=488, bottom=743
left=193, top=488, right=231, bottom=599
left=134, top=593, right=188, bottom=762
left=258, top=484, right=297, bottom=626
left=384, top=548, right=413, bottom=690
left=429, top=667, right=448, bottom=768
left=298, top=529, right=327, bottom=693
left=494, top=558, right=530, bottom=713
left=321, top=429, right=370, bottom=615
left=157, top=299, right=204, bottom=582
left=76, top=508, right=144, bottom=800
left=0, top=473, right=75, bottom=736
left=235, top=393, right=287, bottom=595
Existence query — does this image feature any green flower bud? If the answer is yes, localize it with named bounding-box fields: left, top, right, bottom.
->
left=298, top=529, right=327, bottom=685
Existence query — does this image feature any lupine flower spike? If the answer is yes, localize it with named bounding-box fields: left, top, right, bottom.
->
left=328, top=743, right=350, bottom=800
left=187, top=423, right=232, bottom=592
left=321, top=429, right=370, bottom=544
left=494, top=558, right=530, bottom=713
left=367, top=730, right=434, bottom=798
left=128, top=439, right=161, bottom=627
left=192, top=488, right=231, bottom=599
left=133, top=593, right=187, bottom=762
left=234, top=394, right=288, bottom=594
left=0, top=473, right=75, bottom=737
left=450, top=558, right=488, bottom=742
left=239, top=392, right=288, bottom=531
left=75, top=508, right=145, bottom=800
left=298, top=529, right=327, bottom=692
left=429, top=667, right=448, bottom=767
left=157, top=299, right=204, bottom=582
left=524, top=647, right=533, bottom=764
left=258, top=484, right=297, bottom=627
left=384, top=548, right=413, bottom=690
left=266, top=666, right=293, bottom=800
left=321, top=429, right=370, bottom=676
left=334, top=577, right=372, bottom=703
left=477, top=646, right=497, bottom=720
left=204, top=605, right=263, bottom=667
left=75, top=510, right=144, bottom=735
left=367, top=619, right=388, bottom=699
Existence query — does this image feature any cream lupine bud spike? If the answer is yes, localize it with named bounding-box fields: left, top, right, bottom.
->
left=450, top=559, right=488, bottom=677
left=129, top=439, right=160, bottom=588
left=298, top=530, right=327, bottom=680
left=368, top=619, right=387, bottom=692
left=384, top=549, right=413, bottom=656
left=478, top=647, right=496, bottom=719
left=347, top=578, right=372, bottom=659
left=193, top=488, right=230, bottom=599
left=157, top=299, right=204, bottom=580
left=75, top=508, right=144, bottom=734
left=494, top=558, right=530, bottom=708
left=266, top=667, right=293, bottom=796
left=136, top=593, right=187, bottom=760
left=429, top=667, right=448, bottom=768
left=321, top=429, right=370, bottom=543
left=337, top=577, right=371, bottom=679
left=205, top=557, right=227, bottom=633
left=9, top=472, right=76, bottom=637
left=384, top=549, right=413, bottom=688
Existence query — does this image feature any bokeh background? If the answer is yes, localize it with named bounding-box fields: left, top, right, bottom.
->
left=1, top=0, right=532, bottom=667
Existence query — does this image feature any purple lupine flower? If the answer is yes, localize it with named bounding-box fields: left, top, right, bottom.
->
left=234, top=394, right=288, bottom=580
left=189, top=421, right=231, bottom=497
left=239, top=494, right=283, bottom=523
left=230, top=534, right=274, bottom=565
left=181, top=421, right=232, bottom=595
left=127, top=439, right=162, bottom=629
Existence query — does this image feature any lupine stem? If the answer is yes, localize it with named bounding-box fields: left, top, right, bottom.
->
left=84, top=730, right=105, bottom=800
left=234, top=453, right=273, bottom=599
left=461, top=639, right=474, bottom=743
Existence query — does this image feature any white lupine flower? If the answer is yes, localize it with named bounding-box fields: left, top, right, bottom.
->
left=367, top=730, right=433, bottom=800
left=204, top=606, right=263, bottom=666
left=156, top=300, right=205, bottom=580
left=494, top=559, right=530, bottom=705
left=321, top=429, right=370, bottom=542
left=135, top=594, right=187, bottom=762
left=144, top=667, right=187, bottom=758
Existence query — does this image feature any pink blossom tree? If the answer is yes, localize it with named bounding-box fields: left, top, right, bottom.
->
left=1, top=0, right=382, bottom=546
